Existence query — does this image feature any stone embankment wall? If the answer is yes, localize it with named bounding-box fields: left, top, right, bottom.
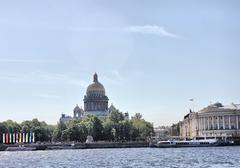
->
left=0, top=142, right=149, bottom=151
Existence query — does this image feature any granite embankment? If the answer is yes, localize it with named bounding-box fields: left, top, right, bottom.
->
left=0, top=142, right=149, bottom=151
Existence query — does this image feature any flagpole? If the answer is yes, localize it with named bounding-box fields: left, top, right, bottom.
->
left=189, top=99, right=194, bottom=112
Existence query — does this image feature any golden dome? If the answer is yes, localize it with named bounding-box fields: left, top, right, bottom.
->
left=86, top=73, right=105, bottom=95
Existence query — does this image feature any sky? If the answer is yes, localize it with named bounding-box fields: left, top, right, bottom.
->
left=0, top=0, right=240, bottom=126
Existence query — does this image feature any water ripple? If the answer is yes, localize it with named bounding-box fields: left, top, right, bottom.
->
left=0, top=147, right=240, bottom=168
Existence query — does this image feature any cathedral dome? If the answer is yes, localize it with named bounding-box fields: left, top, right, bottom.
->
left=86, top=73, right=105, bottom=96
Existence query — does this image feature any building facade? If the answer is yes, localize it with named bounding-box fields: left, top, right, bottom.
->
left=179, top=102, right=240, bottom=139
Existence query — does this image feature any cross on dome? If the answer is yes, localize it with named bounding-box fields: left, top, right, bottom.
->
left=93, top=73, right=98, bottom=82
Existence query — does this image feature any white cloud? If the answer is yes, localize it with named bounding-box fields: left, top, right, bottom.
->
left=126, top=25, right=179, bottom=38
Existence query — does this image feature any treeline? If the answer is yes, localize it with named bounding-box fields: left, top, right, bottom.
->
left=0, top=119, right=54, bottom=143
left=0, top=110, right=154, bottom=143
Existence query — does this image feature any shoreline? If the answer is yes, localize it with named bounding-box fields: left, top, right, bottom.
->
left=0, top=142, right=149, bottom=151
left=2, top=141, right=240, bottom=151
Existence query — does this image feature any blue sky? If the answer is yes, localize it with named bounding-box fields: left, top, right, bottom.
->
left=0, top=0, right=239, bottom=126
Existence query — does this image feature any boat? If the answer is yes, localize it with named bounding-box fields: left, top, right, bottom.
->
left=151, top=139, right=219, bottom=148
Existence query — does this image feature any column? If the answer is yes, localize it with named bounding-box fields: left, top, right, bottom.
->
left=198, top=118, right=200, bottom=131
left=208, top=117, right=210, bottom=130
left=236, top=115, right=239, bottom=129
left=229, top=115, right=231, bottom=129
left=223, top=116, right=225, bottom=129
left=217, top=116, right=220, bottom=130
left=204, top=117, right=206, bottom=130
left=199, top=118, right=201, bottom=131
left=212, top=117, right=214, bottom=130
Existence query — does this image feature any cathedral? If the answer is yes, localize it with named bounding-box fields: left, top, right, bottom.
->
left=60, top=73, right=115, bottom=124
left=83, top=73, right=109, bottom=116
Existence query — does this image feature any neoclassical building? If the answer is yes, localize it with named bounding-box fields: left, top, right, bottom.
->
left=179, top=102, right=240, bottom=139
left=60, top=73, right=116, bottom=124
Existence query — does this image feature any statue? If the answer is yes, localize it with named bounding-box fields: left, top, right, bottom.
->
left=86, top=136, right=94, bottom=143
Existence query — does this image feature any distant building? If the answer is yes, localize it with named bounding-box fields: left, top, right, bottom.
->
left=154, top=126, right=171, bottom=140
left=60, top=73, right=122, bottom=124
left=60, top=114, right=72, bottom=125
left=179, top=102, right=240, bottom=139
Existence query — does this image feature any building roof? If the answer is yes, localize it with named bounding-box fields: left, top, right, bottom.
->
left=199, top=102, right=240, bottom=113
left=221, top=103, right=240, bottom=110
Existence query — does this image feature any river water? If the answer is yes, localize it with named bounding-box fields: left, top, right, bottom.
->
left=0, top=147, right=240, bottom=168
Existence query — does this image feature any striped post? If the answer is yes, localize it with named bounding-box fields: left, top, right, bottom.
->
left=29, top=132, right=32, bottom=143
left=23, top=133, right=25, bottom=143
left=13, top=133, right=15, bottom=144
left=16, top=133, right=18, bottom=143
left=26, top=133, right=28, bottom=143
left=6, top=133, right=8, bottom=144
left=9, top=133, right=12, bottom=144
left=2, top=133, right=5, bottom=144
left=19, top=133, right=22, bottom=143
left=32, top=132, right=35, bottom=143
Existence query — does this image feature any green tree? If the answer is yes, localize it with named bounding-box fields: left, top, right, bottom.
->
left=82, top=115, right=103, bottom=141
left=103, top=121, right=115, bottom=141
left=20, top=119, right=54, bottom=142
left=3, top=120, right=21, bottom=133
left=66, top=118, right=80, bottom=128
left=132, top=113, right=142, bottom=120
left=52, top=121, right=67, bottom=141
left=76, top=123, right=88, bottom=142
left=61, top=129, right=71, bottom=141
left=0, top=122, right=7, bottom=143
left=131, top=113, right=154, bottom=140
left=108, top=110, right=124, bottom=123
